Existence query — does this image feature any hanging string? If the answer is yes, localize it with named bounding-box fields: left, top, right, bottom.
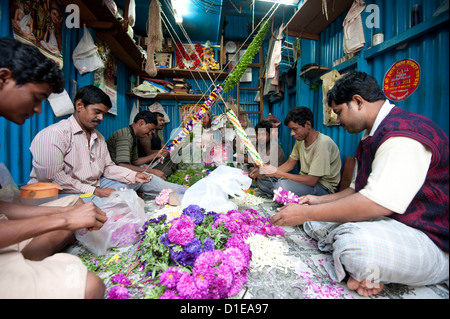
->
left=141, top=0, right=281, bottom=173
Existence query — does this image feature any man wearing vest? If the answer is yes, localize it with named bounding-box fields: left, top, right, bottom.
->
left=270, top=71, right=449, bottom=297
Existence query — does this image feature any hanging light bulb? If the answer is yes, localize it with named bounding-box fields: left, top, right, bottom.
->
left=171, top=0, right=185, bottom=24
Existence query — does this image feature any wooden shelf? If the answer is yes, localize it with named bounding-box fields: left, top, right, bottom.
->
left=300, top=66, right=330, bottom=78
left=135, top=68, right=228, bottom=81
left=364, top=11, right=449, bottom=60
left=282, top=0, right=354, bottom=40
left=126, top=92, right=211, bottom=101
left=59, top=0, right=145, bottom=73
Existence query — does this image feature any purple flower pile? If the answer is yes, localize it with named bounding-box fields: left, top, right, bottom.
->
left=137, top=204, right=285, bottom=299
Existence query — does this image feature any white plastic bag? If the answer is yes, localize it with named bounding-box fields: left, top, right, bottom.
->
left=181, top=165, right=252, bottom=213
left=72, top=25, right=104, bottom=75
left=47, top=90, right=74, bottom=117
left=75, top=189, right=146, bottom=255
left=0, top=163, right=20, bottom=203
left=128, top=0, right=136, bottom=27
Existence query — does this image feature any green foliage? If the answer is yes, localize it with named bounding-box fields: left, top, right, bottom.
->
left=167, top=166, right=217, bottom=187
left=222, top=20, right=270, bottom=93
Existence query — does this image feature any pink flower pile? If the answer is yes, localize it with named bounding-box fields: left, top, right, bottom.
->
left=167, top=214, right=196, bottom=245
left=157, top=208, right=285, bottom=299
left=212, top=208, right=285, bottom=238
left=160, top=248, right=249, bottom=299
left=155, top=188, right=172, bottom=206
left=273, top=186, right=301, bottom=205
left=107, top=274, right=132, bottom=299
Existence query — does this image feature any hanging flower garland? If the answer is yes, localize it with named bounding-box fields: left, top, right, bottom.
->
left=273, top=186, right=301, bottom=205
left=175, top=42, right=204, bottom=69
left=222, top=19, right=270, bottom=93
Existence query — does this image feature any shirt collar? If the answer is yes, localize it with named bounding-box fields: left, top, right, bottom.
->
left=363, top=100, right=395, bottom=139
left=68, top=114, right=98, bottom=139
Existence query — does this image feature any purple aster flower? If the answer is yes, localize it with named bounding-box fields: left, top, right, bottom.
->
left=159, top=288, right=180, bottom=299
left=206, top=211, right=218, bottom=219
left=225, top=234, right=252, bottom=261
left=176, top=272, right=207, bottom=299
left=168, top=215, right=195, bottom=245
left=212, top=263, right=234, bottom=298
left=223, top=247, right=249, bottom=273
left=202, top=237, right=215, bottom=252
left=160, top=232, right=170, bottom=247
left=183, top=237, right=202, bottom=254
left=149, top=214, right=167, bottom=224
left=227, top=269, right=248, bottom=298
left=108, top=286, right=131, bottom=299
left=111, top=274, right=131, bottom=286
left=182, top=205, right=205, bottom=224
left=159, top=266, right=184, bottom=288
left=170, top=237, right=202, bottom=267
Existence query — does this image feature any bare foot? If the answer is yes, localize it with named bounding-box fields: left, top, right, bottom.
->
left=347, top=277, right=384, bottom=297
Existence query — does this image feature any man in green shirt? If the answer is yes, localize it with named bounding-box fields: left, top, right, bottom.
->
left=106, top=111, right=185, bottom=197
left=250, top=107, right=341, bottom=197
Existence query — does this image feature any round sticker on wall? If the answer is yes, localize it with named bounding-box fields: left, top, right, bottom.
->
left=383, top=59, right=421, bottom=101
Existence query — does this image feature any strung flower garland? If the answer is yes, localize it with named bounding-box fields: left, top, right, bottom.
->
left=175, top=42, right=204, bottom=69
left=222, top=20, right=270, bottom=93
left=166, top=85, right=223, bottom=153
left=273, top=186, right=301, bottom=205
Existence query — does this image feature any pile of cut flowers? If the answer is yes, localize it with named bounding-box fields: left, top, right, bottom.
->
left=138, top=204, right=285, bottom=299
left=80, top=204, right=286, bottom=299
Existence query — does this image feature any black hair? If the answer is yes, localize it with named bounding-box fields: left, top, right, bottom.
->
left=0, top=37, right=64, bottom=93
left=255, top=120, right=273, bottom=134
left=74, top=85, right=112, bottom=109
left=134, top=110, right=157, bottom=125
left=153, top=111, right=164, bottom=119
left=327, top=71, right=386, bottom=106
left=284, top=106, right=314, bottom=128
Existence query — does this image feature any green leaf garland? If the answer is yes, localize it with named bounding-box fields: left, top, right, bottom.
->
left=222, top=20, right=270, bottom=93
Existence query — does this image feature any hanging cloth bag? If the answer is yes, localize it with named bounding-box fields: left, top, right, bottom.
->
left=72, top=25, right=104, bottom=75
left=320, top=70, right=342, bottom=126
left=343, top=0, right=366, bottom=54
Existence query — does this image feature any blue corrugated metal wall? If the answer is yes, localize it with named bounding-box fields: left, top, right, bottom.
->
left=1, top=0, right=449, bottom=186
left=0, top=0, right=134, bottom=185
left=274, top=0, right=449, bottom=169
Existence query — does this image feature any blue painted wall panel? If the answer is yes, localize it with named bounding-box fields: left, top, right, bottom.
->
left=1, top=0, right=448, bottom=186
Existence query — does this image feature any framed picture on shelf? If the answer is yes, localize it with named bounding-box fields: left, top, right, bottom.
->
left=154, top=52, right=173, bottom=68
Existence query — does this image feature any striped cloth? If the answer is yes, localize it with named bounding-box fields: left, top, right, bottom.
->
left=304, top=217, right=449, bottom=286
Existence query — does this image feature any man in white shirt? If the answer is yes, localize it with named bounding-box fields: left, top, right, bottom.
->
left=270, top=71, right=449, bottom=297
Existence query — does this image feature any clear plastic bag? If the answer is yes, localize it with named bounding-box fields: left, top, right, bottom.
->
left=72, top=25, right=104, bottom=75
left=75, top=189, right=146, bottom=255
left=0, top=163, right=20, bottom=203
left=181, top=165, right=252, bottom=213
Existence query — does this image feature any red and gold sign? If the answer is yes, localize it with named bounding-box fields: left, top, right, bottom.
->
left=383, top=59, right=421, bottom=101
